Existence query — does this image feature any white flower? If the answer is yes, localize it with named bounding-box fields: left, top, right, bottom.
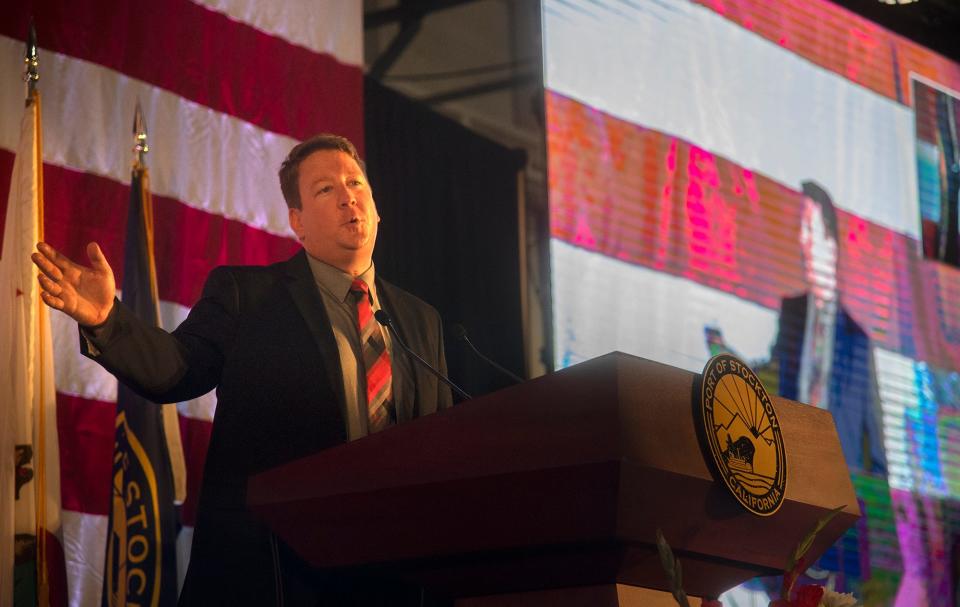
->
left=819, top=588, right=858, bottom=607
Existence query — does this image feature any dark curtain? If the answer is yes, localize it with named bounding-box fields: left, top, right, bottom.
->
left=365, top=79, right=527, bottom=398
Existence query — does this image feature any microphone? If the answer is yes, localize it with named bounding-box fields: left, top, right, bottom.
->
left=451, top=324, right=524, bottom=384
left=374, top=310, right=471, bottom=401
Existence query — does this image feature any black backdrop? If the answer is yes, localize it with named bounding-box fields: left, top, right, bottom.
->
left=364, top=79, right=527, bottom=398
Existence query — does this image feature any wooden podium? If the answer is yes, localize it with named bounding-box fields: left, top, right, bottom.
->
left=247, top=352, right=859, bottom=605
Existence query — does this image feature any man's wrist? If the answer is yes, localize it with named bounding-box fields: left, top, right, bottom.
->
left=80, top=299, right=119, bottom=334
left=79, top=300, right=120, bottom=358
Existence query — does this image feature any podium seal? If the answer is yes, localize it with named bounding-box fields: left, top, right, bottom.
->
left=700, top=354, right=786, bottom=516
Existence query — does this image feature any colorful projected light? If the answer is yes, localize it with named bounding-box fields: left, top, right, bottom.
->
left=543, top=1, right=960, bottom=605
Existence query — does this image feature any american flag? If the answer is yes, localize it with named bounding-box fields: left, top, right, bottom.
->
left=0, top=2, right=363, bottom=604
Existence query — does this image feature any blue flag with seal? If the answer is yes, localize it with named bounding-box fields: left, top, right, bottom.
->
left=102, top=115, right=183, bottom=606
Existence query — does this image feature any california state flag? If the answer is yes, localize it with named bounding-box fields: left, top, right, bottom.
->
left=0, top=90, right=67, bottom=606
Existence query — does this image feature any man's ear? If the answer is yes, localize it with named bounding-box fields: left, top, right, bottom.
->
left=288, top=207, right=304, bottom=240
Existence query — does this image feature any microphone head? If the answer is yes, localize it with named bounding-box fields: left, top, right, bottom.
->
left=450, top=323, right=467, bottom=341
left=374, top=309, right=392, bottom=327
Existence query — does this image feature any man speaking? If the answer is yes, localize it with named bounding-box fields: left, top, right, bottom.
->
left=32, top=134, right=453, bottom=605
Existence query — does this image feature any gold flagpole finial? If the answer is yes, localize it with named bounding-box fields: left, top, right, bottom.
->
left=133, top=100, right=149, bottom=169
left=24, top=19, right=39, bottom=101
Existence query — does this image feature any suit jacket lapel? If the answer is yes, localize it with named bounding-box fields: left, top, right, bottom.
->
left=776, top=295, right=806, bottom=401
left=376, top=278, right=416, bottom=424
left=282, top=250, right=349, bottom=425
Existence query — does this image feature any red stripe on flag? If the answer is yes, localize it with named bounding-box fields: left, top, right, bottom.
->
left=545, top=91, right=960, bottom=369
left=57, top=393, right=114, bottom=516
left=178, top=415, right=213, bottom=527
left=0, top=151, right=300, bottom=307
left=2, top=0, right=363, bottom=150
left=42, top=528, right=69, bottom=607
left=57, top=393, right=217, bottom=520
left=151, top=194, right=300, bottom=306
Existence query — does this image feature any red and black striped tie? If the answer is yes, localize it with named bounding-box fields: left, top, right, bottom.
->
left=350, top=279, right=393, bottom=432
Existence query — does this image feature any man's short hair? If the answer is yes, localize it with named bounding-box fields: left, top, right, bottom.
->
left=800, top=180, right=839, bottom=241
left=278, top=134, right=363, bottom=209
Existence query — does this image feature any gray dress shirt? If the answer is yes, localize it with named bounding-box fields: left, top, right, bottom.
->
left=305, top=254, right=396, bottom=440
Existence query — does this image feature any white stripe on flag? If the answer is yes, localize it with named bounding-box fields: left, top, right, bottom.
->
left=176, top=389, right=218, bottom=423
left=61, top=510, right=106, bottom=607
left=51, top=310, right=118, bottom=403
left=176, top=526, right=194, bottom=595
left=0, top=35, right=298, bottom=238
left=543, top=0, right=920, bottom=240
left=190, top=0, right=363, bottom=67
left=551, top=239, right=779, bottom=372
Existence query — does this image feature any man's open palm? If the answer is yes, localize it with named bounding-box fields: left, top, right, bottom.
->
left=32, top=241, right=116, bottom=327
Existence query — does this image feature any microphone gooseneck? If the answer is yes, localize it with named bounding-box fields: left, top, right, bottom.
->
left=451, top=323, right=524, bottom=384
left=374, top=310, right=471, bottom=401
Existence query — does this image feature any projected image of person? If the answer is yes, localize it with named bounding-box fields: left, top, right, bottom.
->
left=706, top=181, right=887, bottom=476
left=775, top=180, right=887, bottom=476
left=710, top=181, right=889, bottom=597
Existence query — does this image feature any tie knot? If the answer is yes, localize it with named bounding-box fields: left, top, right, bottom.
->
left=350, top=279, right=369, bottom=295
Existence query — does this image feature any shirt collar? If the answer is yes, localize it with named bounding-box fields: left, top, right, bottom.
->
left=305, top=254, right=377, bottom=303
left=808, top=292, right=837, bottom=321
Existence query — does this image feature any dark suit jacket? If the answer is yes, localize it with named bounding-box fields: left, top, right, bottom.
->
left=775, top=295, right=886, bottom=475
left=83, top=250, right=453, bottom=605
left=776, top=296, right=887, bottom=589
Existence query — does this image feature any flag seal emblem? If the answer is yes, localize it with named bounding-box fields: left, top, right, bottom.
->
left=104, top=411, right=164, bottom=606
left=699, top=354, right=787, bottom=516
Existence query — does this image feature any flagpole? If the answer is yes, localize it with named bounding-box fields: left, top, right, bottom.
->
left=132, top=101, right=150, bottom=279
left=24, top=19, right=38, bottom=104
left=24, top=21, right=54, bottom=607
left=133, top=100, right=148, bottom=171
left=132, top=102, right=187, bottom=506
left=131, top=100, right=162, bottom=347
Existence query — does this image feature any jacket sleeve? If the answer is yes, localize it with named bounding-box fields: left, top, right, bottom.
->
left=79, top=266, right=239, bottom=403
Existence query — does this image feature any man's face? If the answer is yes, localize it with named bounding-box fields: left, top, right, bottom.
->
left=799, top=196, right=838, bottom=303
left=288, top=150, right=379, bottom=273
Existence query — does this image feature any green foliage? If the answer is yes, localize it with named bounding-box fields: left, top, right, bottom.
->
left=782, top=505, right=845, bottom=598
left=656, top=528, right=691, bottom=607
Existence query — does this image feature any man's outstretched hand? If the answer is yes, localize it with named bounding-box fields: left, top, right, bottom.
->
left=32, top=241, right=116, bottom=327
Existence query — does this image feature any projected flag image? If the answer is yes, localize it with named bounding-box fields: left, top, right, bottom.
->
left=544, top=0, right=960, bottom=605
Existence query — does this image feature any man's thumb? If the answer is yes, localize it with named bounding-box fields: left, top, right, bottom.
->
left=87, top=242, right=110, bottom=271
